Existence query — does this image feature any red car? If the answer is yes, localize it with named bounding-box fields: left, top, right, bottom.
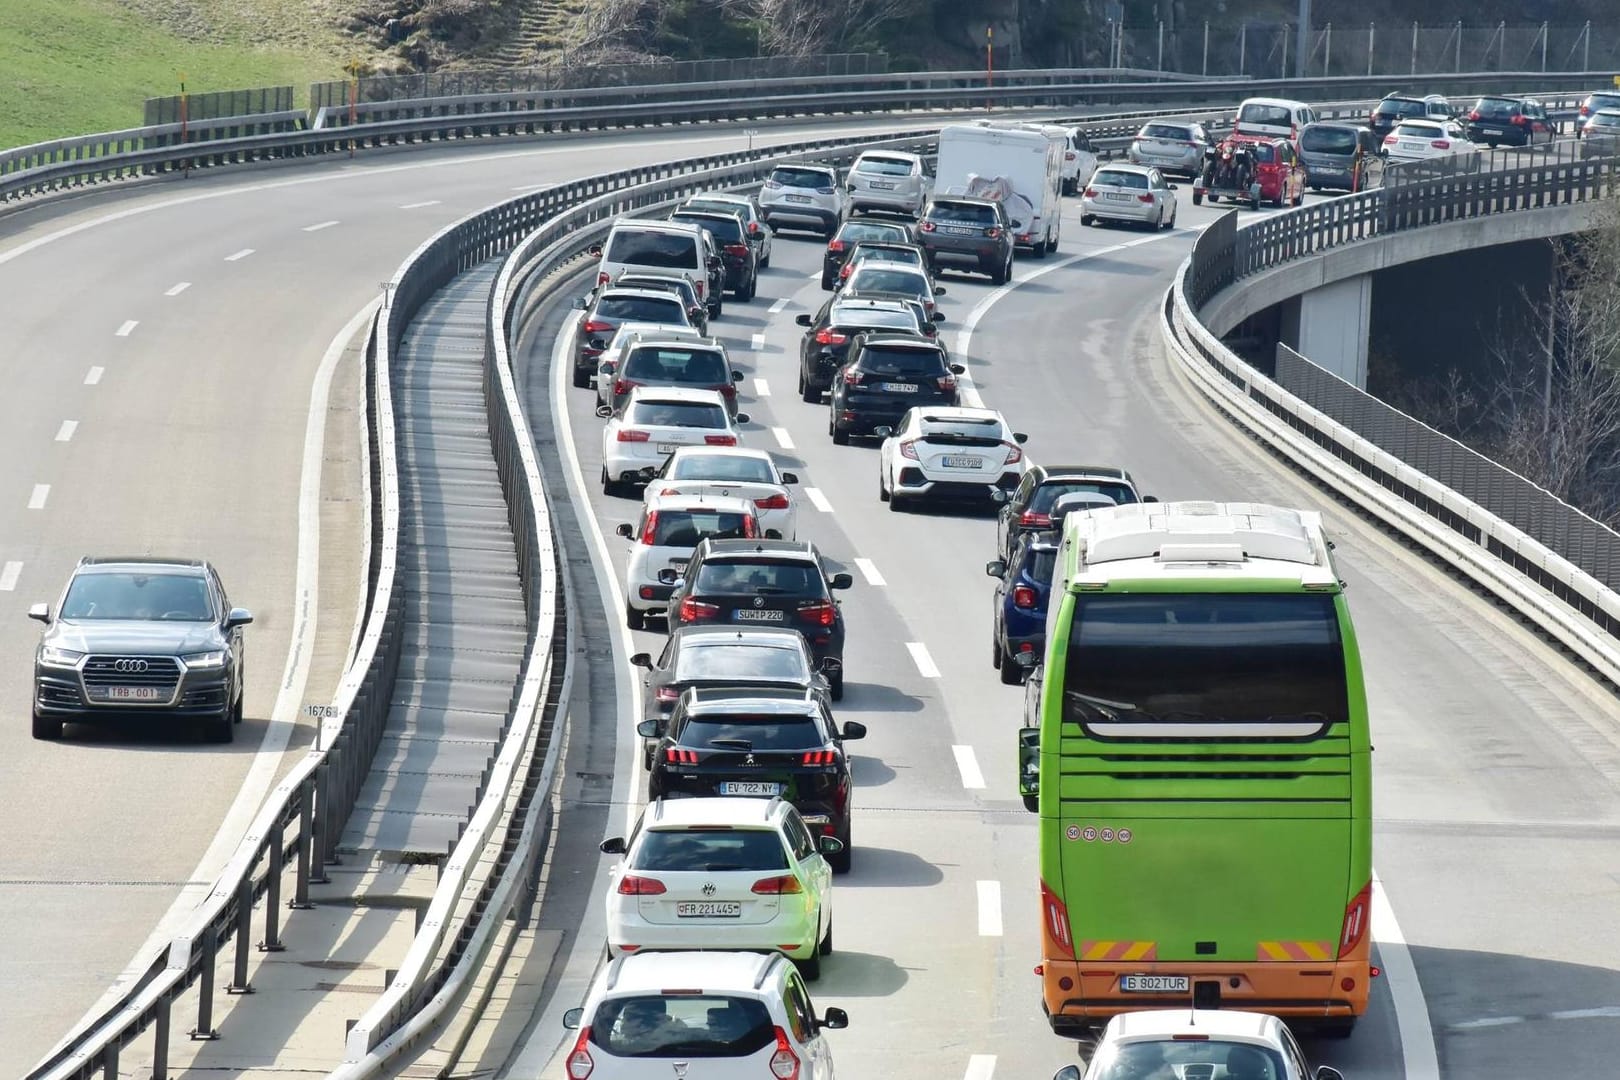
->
left=1194, top=135, right=1307, bottom=210
left=1230, top=135, right=1307, bottom=207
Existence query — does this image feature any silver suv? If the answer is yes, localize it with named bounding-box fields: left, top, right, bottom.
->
left=30, top=556, right=251, bottom=742
left=759, top=163, right=846, bottom=238
left=845, top=150, right=927, bottom=216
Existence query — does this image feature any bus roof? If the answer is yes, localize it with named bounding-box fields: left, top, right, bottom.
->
left=1060, top=501, right=1338, bottom=590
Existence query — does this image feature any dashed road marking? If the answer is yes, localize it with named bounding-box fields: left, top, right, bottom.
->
left=224, top=248, right=255, bottom=261
left=0, top=562, right=21, bottom=592
left=907, top=641, right=940, bottom=678
left=768, top=298, right=789, bottom=314
left=977, top=881, right=1003, bottom=936
left=753, top=378, right=771, bottom=397
left=302, top=220, right=340, bottom=232
left=84, top=367, right=104, bottom=385
left=952, top=745, right=986, bottom=789
left=804, top=487, right=833, bottom=513
left=399, top=200, right=441, bottom=209
left=771, top=426, right=795, bottom=450
left=964, top=1054, right=997, bottom=1080
left=853, top=557, right=886, bottom=586
left=165, top=281, right=191, bottom=296
left=115, top=320, right=138, bottom=337
left=55, top=421, right=78, bottom=442
left=28, top=484, right=50, bottom=510
left=750, top=332, right=766, bottom=351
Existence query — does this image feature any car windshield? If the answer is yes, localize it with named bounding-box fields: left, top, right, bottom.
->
left=650, top=510, right=753, bottom=547
left=673, top=213, right=743, bottom=243
left=61, top=572, right=215, bottom=621
left=627, top=401, right=728, bottom=428
left=1088, top=1040, right=1290, bottom=1080
left=1301, top=126, right=1358, bottom=153
left=1473, top=97, right=1521, bottom=118
left=623, top=347, right=728, bottom=383
left=1093, top=169, right=1149, bottom=189
left=590, top=995, right=775, bottom=1058
left=694, top=560, right=822, bottom=595
left=597, top=296, right=688, bottom=323
left=928, top=201, right=997, bottom=224
left=856, top=155, right=914, bottom=176
left=632, top=828, right=789, bottom=872
left=1239, top=103, right=1293, bottom=127
left=680, top=715, right=824, bottom=750
left=1140, top=123, right=1193, bottom=140
left=668, top=454, right=775, bottom=483
left=771, top=166, right=833, bottom=189
left=606, top=231, right=698, bottom=268
left=1031, top=480, right=1138, bottom=512
left=848, top=268, right=927, bottom=294
left=857, top=345, right=945, bottom=377
left=675, top=644, right=809, bottom=682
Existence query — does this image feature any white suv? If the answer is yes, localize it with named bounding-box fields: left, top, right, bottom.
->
left=615, top=494, right=761, bottom=630
left=599, top=797, right=840, bottom=973
left=845, top=150, right=927, bottom=215
left=759, top=163, right=846, bottom=237
left=562, top=949, right=850, bottom=1080
left=875, top=406, right=1029, bottom=511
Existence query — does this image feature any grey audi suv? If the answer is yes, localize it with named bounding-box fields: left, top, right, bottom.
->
left=30, top=556, right=252, bottom=742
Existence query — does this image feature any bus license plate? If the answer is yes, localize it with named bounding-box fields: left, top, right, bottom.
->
left=721, top=781, right=782, bottom=796
left=676, top=901, right=741, bottom=917
left=941, top=455, right=983, bottom=469
left=1121, top=975, right=1189, bottom=993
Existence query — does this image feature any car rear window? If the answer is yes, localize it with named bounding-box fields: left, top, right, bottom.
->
left=1027, top=549, right=1058, bottom=584
left=650, top=510, right=754, bottom=548
left=694, top=559, right=822, bottom=595
left=1140, top=123, right=1193, bottom=141
left=771, top=166, right=834, bottom=189
left=856, top=345, right=946, bottom=377
left=61, top=572, right=215, bottom=621
left=686, top=198, right=753, bottom=220
left=856, top=155, right=914, bottom=176
left=591, top=994, right=775, bottom=1057
left=668, top=454, right=775, bottom=483
left=847, top=267, right=928, bottom=294
left=1375, top=98, right=1425, bottom=119
left=623, top=347, right=728, bottom=383
left=830, top=306, right=914, bottom=331
left=672, top=213, right=743, bottom=243
left=627, top=401, right=727, bottom=428
left=1301, top=126, right=1358, bottom=153
left=1473, top=97, right=1521, bottom=118
left=1592, top=111, right=1620, bottom=128
left=606, top=230, right=698, bottom=268
left=1238, top=102, right=1293, bottom=127
left=852, top=245, right=923, bottom=267
left=1093, top=169, right=1149, bottom=190
left=927, top=201, right=997, bottom=225
left=1394, top=122, right=1444, bottom=138
left=676, top=644, right=808, bottom=682
left=1031, top=480, right=1136, bottom=512
left=633, top=829, right=789, bottom=872
left=1250, top=143, right=1277, bottom=162
left=597, top=296, right=688, bottom=324
left=618, top=277, right=695, bottom=303
left=837, top=221, right=908, bottom=243
left=680, top=715, right=824, bottom=750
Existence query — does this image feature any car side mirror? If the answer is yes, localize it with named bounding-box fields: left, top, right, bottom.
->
left=932, top=285, right=946, bottom=295
left=817, top=656, right=842, bottom=674
left=1010, top=219, right=1024, bottom=229
left=599, top=836, right=627, bottom=855
left=1142, top=494, right=1160, bottom=503
left=780, top=472, right=799, bottom=485
left=563, top=1007, right=585, bottom=1030
left=615, top=523, right=634, bottom=539
left=708, top=256, right=723, bottom=269
left=657, top=568, right=680, bottom=585
left=1013, top=432, right=1028, bottom=444
left=573, top=296, right=589, bottom=310
left=1020, top=727, right=1042, bottom=809
left=795, top=314, right=814, bottom=327
left=819, top=1006, right=850, bottom=1030
left=226, top=607, right=254, bottom=629
left=986, top=559, right=1007, bottom=578
left=638, top=465, right=659, bottom=480
left=765, top=529, right=783, bottom=540
left=817, top=834, right=846, bottom=856
left=735, top=412, right=751, bottom=424
left=949, top=363, right=966, bottom=375
left=872, top=425, right=894, bottom=439
left=990, top=488, right=1010, bottom=504
left=636, top=719, right=660, bottom=739
left=594, top=405, right=612, bottom=418
left=599, top=360, right=617, bottom=374
left=732, top=371, right=744, bottom=382
left=1315, top=1070, right=1345, bottom=1080
left=27, top=603, right=49, bottom=623
left=932, top=311, right=946, bottom=323
left=829, top=572, right=853, bottom=590
left=841, top=720, right=867, bottom=741
left=1168, top=183, right=1179, bottom=190
left=587, top=243, right=604, bottom=258
left=1052, top=1068, right=1083, bottom=1080
left=630, top=652, right=653, bottom=668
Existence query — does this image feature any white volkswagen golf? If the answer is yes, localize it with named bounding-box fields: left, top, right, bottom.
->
left=615, top=493, right=760, bottom=630
left=640, top=446, right=801, bottom=541
left=599, top=387, right=748, bottom=497
left=875, top=406, right=1028, bottom=511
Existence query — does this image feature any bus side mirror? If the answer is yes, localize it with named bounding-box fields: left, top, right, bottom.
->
left=1018, top=726, right=1041, bottom=811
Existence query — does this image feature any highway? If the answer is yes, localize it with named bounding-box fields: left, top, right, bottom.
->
left=0, top=106, right=1615, bottom=1079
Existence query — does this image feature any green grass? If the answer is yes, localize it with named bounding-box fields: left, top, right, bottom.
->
left=0, top=0, right=357, bottom=149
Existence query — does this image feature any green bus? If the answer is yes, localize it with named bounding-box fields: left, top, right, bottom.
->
left=1018, top=501, right=1372, bottom=1037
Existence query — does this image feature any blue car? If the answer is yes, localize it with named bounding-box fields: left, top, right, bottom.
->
left=987, top=532, right=1061, bottom=685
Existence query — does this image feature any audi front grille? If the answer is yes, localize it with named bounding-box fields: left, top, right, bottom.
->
left=81, top=655, right=183, bottom=699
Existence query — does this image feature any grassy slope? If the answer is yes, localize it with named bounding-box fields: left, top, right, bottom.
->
left=0, top=0, right=352, bottom=149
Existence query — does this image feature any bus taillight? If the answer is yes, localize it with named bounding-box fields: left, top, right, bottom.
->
left=1041, top=878, right=1074, bottom=959
left=1338, top=881, right=1372, bottom=958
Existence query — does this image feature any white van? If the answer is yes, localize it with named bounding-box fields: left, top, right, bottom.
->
left=1234, top=97, right=1319, bottom=143
left=934, top=124, right=1065, bottom=257
left=592, top=219, right=719, bottom=315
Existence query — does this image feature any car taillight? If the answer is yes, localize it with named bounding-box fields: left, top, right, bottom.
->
left=937, top=374, right=957, bottom=391
left=1368, top=110, right=1377, bottom=123
left=752, top=875, right=804, bottom=895
left=1137, top=193, right=1155, bottom=203
left=1339, top=881, right=1372, bottom=958
left=985, top=227, right=1001, bottom=239
left=801, top=749, right=837, bottom=765
left=1041, top=878, right=1075, bottom=960
left=704, top=434, right=737, bottom=446
left=742, top=516, right=758, bottom=538
left=764, top=179, right=782, bottom=189
left=827, top=239, right=845, bottom=252
left=693, top=280, right=704, bottom=298
left=665, top=748, right=701, bottom=765
left=1581, top=104, right=1592, bottom=116
left=1431, top=140, right=1451, bottom=149
left=815, top=186, right=835, bottom=195
left=1019, top=511, right=1050, bottom=527
left=714, top=382, right=738, bottom=398
left=612, top=378, right=637, bottom=396
left=755, top=493, right=790, bottom=510
left=1383, top=134, right=1397, bottom=144
left=768, top=1026, right=800, bottom=1080
left=1003, top=442, right=1023, bottom=465
left=1083, top=187, right=1098, bottom=198
left=919, top=220, right=936, bottom=232
left=678, top=596, right=718, bottom=623
left=1064, top=150, right=1076, bottom=160
left=640, top=511, right=659, bottom=545
left=616, top=874, right=668, bottom=895
left=1511, top=114, right=1528, bottom=126
left=616, top=428, right=650, bottom=442
left=655, top=685, right=680, bottom=702
left=725, top=242, right=749, bottom=257
left=1467, top=109, right=1481, bottom=120
left=1013, top=584, right=1038, bottom=609
left=842, top=368, right=862, bottom=386
left=839, top=264, right=853, bottom=279
left=581, top=319, right=614, bottom=335
left=898, top=440, right=919, bottom=460
left=657, top=487, right=682, bottom=496
left=797, top=599, right=836, bottom=627
left=748, top=221, right=761, bottom=234
left=595, top=272, right=610, bottom=286
left=814, top=329, right=848, bottom=346
left=566, top=1027, right=594, bottom=1079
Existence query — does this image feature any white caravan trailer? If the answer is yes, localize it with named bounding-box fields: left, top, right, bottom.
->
left=934, top=123, right=1065, bottom=256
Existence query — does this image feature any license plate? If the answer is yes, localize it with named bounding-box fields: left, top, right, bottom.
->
left=721, top=781, right=782, bottom=796
left=881, top=382, right=919, bottom=393
left=97, top=686, right=165, bottom=702
left=1483, top=128, right=1504, bottom=135
left=656, top=443, right=679, bottom=454
left=676, top=901, right=742, bottom=917
left=1121, top=975, right=1189, bottom=993
left=734, top=609, right=785, bottom=622
left=785, top=194, right=812, bottom=203
left=942, top=225, right=975, bottom=234
left=941, top=455, right=983, bottom=469
left=1106, top=192, right=1134, bottom=201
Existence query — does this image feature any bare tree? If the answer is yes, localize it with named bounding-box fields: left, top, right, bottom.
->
left=724, top=0, right=919, bottom=56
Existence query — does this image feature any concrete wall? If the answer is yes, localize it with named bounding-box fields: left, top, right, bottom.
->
left=1280, top=273, right=1373, bottom=386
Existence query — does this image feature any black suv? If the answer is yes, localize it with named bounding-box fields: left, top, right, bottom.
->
left=794, top=296, right=936, bottom=403
left=1464, top=95, right=1556, bottom=148
left=30, top=556, right=252, bottom=742
left=572, top=287, right=692, bottom=388
left=821, top=218, right=914, bottom=290
left=640, top=687, right=865, bottom=870
left=827, top=334, right=963, bottom=444
left=660, top=539, right=852, bottom=696
left=917, top=196, right=1014, bottom=284
left=1368, top=93, right=1446, bottom=139
left=994, top=464, right=1151, bottom=561
left=670, top=208, right=759, bottom=301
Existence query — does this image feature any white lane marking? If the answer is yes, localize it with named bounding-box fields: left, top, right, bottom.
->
left=1549, top=1006, right=1620, bottom=1020
left=853, top=557, right=886, bottom=586
left=55, top=420, right=78, bottom=442
left=1372, top=874, right=1440, bottom=1080
left=0, top=562, right=21, bottom=591
left=907, top=641, right=940, bottom=678
left=768, top=298, right=789, bottom=314
left=114, top=320, right=138, bottom=337
left=28, top=484, right=50, bottom=510
left=224, top=248, right=255, bottom=261
left=512, top=182, right=549, bottom=191
left=976, top=881, right=1003, bottom=936
left=804, top=486, right=833, bottom=513
left=953, top=745, right=986, bottom=789
left=399, top=200, right=441, bottom=209
left=771, top=426, right=795, bottom=450
left=1454, top=1016, right=1524, bottom=1029
left=807, top=270, right=820, bottom=280
left=164, top=281, right=191, bottom=296
left=84, top=366, right=104, bottom=385
left=753, top=378, right=771, bottom=397
left=68, top=297, right=379, bottom=1037
left=750, top=332, right=766, bottom=351
left=965, top=1055, right=997, bottom=1080
left=302, top=220, right=340, bottom=232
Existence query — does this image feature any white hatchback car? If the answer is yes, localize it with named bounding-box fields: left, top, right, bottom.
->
left=562, top=949, right=849, bottom=1080
left=641, top=446, right=801, bottom=541
left=845, top=150, right=928, bottom=215
left=875, top=406, right=1028, bottom=511
left=594, top=323, right=705, bottom=409
left=599, top=796, right=840, bottom=972
left=1081, top=164, right=1179, bottom=230
left=1052, top=1008, right=1345, bottom=1080
left=616, top=493, right=760, bottom=629
left=1383, top=118, right=1478, bottom=164
left=599, top=387, right=749, bottom=497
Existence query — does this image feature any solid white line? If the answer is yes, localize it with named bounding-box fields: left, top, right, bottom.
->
left=977, top=881, right=1003, bottom=936
left=953, top=745, right=986, bottom=789
left=0, top=562, right=21, bottom=591
left=907, top=641, right=940, bottom=678
left=771, top=426, right=795, bottom=450
left=750, top=332, right=766, bottom=351
left=853, top=557, right=886, bottom=586
left=753, top=378, right=771, bottom=397
left=1372, top=874, right=1441, bottom=1080
left=768, top=298, right=789, bottom=314
left=55, top=420, right=78, bottom=442
left=804, top=486, right=833, bottom=513
left=807, top=270, right=821, bottom=280
left=964, top=1055, right=997, bottom=1080
left=398, top=200, right=441, bottom=209
left=27, top=484, right=49, bottom=510
left=164, top=281, right=191, bottom=296
left=84, top=366, right=104, bottom=385
left=224, top=248, right=255, bottom=261
left=302, top=220, right=340, bottom=232
left=114, top=320, right=138, bottom=337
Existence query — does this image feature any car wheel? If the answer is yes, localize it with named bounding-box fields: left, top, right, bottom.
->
left=625, top=604, right=645, bottom=631
left=819, top=916, right=833, bottom=956
left=31, top=708, right=63, bottom=741
left=830, top=670, right=844, bottom=701
left=820, top=271, right=836, bottom=291
left=991, top=638, right=1003, bottom=670
left=1080, top=213, right=1095, bottom=225
left=878, top=469, right=890, bottom=502
left=709, top=299, right=722, bottom=319
left=1023, top=793, right=1040, bottom=813
left=206, top=706, right=234, bottom=744
left=600, top=465, right=621, bottom=498
left=1190, top=189, right=1203, bottom=206
left=999, top=654, right=1023, bottom=685
left=232, top=687, right=244, bottom=725
left=1031, top=237, right=1047, bottom=259
left=798, top=944, right=822, bottom=981
left=990, top=258, right=1009, bottom=286
left=829, top=829, right=852, bottom=874
left=830, top=418, right=850, bottom=446
left=572, top=365, right=592, bottom=390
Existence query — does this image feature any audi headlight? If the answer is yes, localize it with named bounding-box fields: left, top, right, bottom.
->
left=182, top=650, right=228, bottom=669
left=38, top=645, right=85, bottom=668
